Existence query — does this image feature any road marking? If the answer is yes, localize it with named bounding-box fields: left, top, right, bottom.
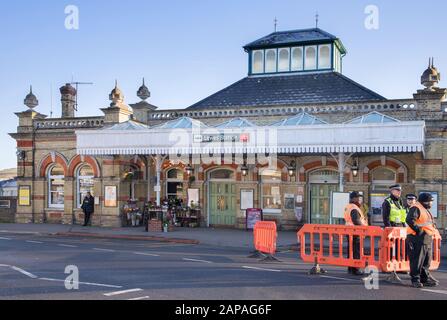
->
left=422, top=289, right=447, bottom=295
left=93, top=248, right=116, bottom=252
left=58, top=244, right=77, bottom=248
left=26, top=240, right=43, bottom=244
left=319, top=275, right=359, bottom=282
left=104, top=288, right=143, bottom=297
left=0, top=237, right=12, bottom=240
left=10, top=266, right=38, bottom=279
left=242, top=266, right=282, bottom=272
left=133, top=252, right=160, bottom=257
left=128, top=296, right=150, bottom=301
left=183, top=258, right=213, bottom=264
left=39, top=278, right=122, bottom=289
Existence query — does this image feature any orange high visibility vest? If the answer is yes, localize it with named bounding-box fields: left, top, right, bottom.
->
left=407, top=202, right=436, bottom=236
left=344, top=203, right=368, bottom=226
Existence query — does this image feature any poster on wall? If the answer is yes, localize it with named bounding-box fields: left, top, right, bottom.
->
left=284, top=194, right=295, bottom=210
left=187, top=188, right=199, bottom=207
left=295, top=207, right=303, bottom=223
left=240, top=189, right=254, bottom=210
left=370, top=193, right=388, bottom=225
left=104, top=186, right=117, bottom=207
left=246, top=208, right=263, bottom=230
left=331, top=192, right=350, bottom=220
left=18, top=186, right=31, bottom=206
left=419, top=191, right=438, bottom=218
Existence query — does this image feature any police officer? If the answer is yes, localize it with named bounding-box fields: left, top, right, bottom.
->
left=344, top=191, right=368, bottom=276
left=382, top=184, right=407, bottom=227
left=406, top=193, right=439, bottom=288
left=405, top=194, right=417, bottom=211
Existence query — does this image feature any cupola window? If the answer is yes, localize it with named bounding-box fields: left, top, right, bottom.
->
left=278, top=48, right=290, bottom=72
left=305, top=46, right=317, bottom=70
left=265, top=49, right=277, bottom=73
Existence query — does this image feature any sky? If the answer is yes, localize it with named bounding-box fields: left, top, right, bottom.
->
left=0, top=0, right=446, bottom=170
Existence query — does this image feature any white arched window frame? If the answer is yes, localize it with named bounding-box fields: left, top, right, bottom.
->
left=252, top=50, right=264, bottom=74
left=304, top=46, right=317, bottom=70
left=291, top=47, right=303, bottom=71
left=278, top=48, right=290, bottom=72
left=260, top=168, right=282, bottom=214
left=76, top=165, right=95, bottom=208
left=48, top=164, right=65, bottom=209
left=265, top=49, right=277, bottom=73
left=318, top=45, right=331, bottom=69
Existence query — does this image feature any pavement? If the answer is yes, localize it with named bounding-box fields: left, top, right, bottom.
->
left=0, top=223, right=299, bottom=250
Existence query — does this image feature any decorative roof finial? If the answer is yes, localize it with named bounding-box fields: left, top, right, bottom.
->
left=274, top=17, right=278, bottom=32
left=24, top=85, right=39, bottom=109
left=315, top=12, right=319, bottom=28
left=421, top=57, right=441, bottom=91
left=137, top=77, right=151, bottom=101
left=109, top=80, right=125, bottom=107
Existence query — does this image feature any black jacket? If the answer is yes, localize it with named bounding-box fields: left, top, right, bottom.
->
left=382, top=195, right=405, bottom=227
left=81, top=196, right=95, bottom=214
left=406, top=205, right=434, bottom=244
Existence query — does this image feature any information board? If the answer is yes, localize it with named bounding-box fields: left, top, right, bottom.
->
left=246, top=208, right=263, bottom=230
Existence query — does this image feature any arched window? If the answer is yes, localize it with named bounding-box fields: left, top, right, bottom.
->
left=166, top=169, right=184, bottom=200
left=305, top=46, right=317, bottom=70
left=48, top=164, right=65, bottom=208
left=252, top=50, right=264, bottom=74
left=265, top=49, right=277, bottom=73
left=278, top=48, right=290, bottom=72
left=372, top=167, right=396, bottom=184
left=76, top=165, right=94, bottom=208
left=209, top=169, right=234, bottom=180
left=291, top=47, right=303, bottom=71
left=318, top=45, right=331, bottom=69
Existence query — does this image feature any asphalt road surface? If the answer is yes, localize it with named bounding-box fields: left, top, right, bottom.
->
left=1, top=232, right=446, bottom=300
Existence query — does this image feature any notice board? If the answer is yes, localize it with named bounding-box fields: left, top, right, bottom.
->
left=246, top=208, right=263, bottom=230
left=331, top=192, right=350, bottom=220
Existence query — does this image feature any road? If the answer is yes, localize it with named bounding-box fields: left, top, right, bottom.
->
left=1, top=232, right=447, bottom=300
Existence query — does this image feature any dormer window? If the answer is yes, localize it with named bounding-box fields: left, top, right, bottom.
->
left=319, top=45, right=331, bottom=69
left=291, top=47, right=303, bottom=71
left=265, top=49, right=277, bottom=73
left=252, top=50, right=264, bottom=74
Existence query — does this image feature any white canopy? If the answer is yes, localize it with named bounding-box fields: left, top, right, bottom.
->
left=76, top=120, right=426, bottom=156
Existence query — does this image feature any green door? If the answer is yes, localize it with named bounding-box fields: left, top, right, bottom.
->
left=310, top=184, right=339, bottom=224
left=209, top=182, right=236, bottom=226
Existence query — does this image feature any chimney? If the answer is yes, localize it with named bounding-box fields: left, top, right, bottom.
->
left=59, top=83, right=77, bottom=118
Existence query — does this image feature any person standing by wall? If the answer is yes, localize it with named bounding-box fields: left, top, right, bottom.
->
left=382, top=185, right=407, bottom=227
left=406, top=193, right=439, bottom=288
left=344, top=191, right=368, bottom=276
left=81, top=192, right=95, bottom=227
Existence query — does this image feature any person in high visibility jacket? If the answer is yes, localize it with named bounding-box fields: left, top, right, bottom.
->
left=344, top=191, right=368, bottom=276
left=382, top=184, right=407, bottom=227
left=406, top=193, right=439, bottom=288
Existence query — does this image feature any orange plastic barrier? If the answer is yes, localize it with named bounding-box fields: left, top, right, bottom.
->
left=253, top=221, right=277, bottom=255
left=381, top=227, right=442, bottom=272
left=298, top=224, right=384, bottom=270
left=298, top=225, right=442, bottom=273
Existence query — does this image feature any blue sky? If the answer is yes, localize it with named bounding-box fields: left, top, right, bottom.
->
left=1, top=0, right=446, bottom=169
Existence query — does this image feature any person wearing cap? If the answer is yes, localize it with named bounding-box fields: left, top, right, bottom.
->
left=344, top=191, right=368, bottom=276
left=382, top=184, right=407, bottom=228
left=405, top=194, right=418, bottom=211
left=406, top=193, right=439, bottom=288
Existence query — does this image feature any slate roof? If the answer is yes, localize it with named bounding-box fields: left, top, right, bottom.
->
left=244, top=28, right=344, bottom=51
left=187, top=72, right=386, bottom=110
